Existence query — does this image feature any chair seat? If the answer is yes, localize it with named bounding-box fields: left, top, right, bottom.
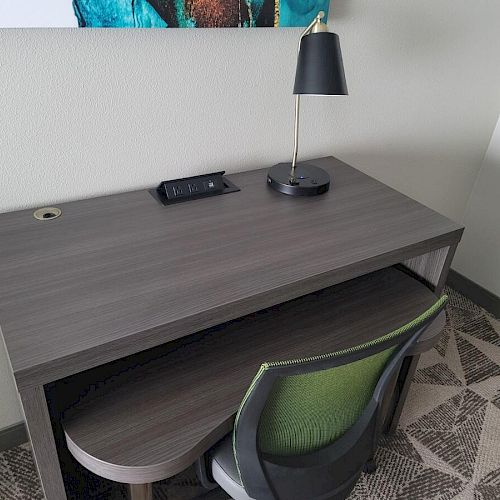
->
left=211, top=435, right=254, bottom=500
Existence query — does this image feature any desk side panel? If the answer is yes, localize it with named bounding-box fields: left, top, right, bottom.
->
left=19, top=386, right=67, bottom=500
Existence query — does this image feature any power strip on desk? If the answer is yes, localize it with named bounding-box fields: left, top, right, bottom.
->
left=150, top=171, right=240, bottom=206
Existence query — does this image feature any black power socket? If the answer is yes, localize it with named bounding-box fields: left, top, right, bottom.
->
left=152, top=171, right=239, bottom=206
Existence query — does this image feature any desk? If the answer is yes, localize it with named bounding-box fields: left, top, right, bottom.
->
left=0, top=156, right=463, bottom=499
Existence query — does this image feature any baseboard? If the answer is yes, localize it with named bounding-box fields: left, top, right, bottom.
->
left=0, top=422, right=27, bottom=452
left=448, top=269, right=500, bottom=317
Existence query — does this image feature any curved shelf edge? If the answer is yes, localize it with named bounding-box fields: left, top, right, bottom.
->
left=65, top=416, right=234, bottom=484
left=411, top=309, right=446, bottom=355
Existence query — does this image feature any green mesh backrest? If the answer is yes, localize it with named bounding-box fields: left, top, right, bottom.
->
left=234, top=295, right=447, bottom=460
left=257, top=348, right=396, bottom=456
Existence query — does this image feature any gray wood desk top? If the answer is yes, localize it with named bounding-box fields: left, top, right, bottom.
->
left=63, top=267, right=445, bottom=484
left=0, top=156, right=462, bottom=389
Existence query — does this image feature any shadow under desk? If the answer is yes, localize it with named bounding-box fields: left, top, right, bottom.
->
left=54, top=267, right=445, bottom=494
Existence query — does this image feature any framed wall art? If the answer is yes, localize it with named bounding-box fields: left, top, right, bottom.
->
left=0, top=1, right=330, bottom=28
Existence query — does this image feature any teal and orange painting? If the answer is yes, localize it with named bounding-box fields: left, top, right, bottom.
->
left=1, top=1, right=330, bottom=28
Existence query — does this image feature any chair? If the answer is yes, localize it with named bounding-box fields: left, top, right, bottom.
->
left=200, top=295, right=448, bottom=500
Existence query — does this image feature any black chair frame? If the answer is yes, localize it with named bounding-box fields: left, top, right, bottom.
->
left=230, top=300, right=447, bottom=500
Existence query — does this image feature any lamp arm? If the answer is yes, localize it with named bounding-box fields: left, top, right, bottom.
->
left=291, top=94, right=300, bottom=174
left=290, top=11, right=326, bottom=178
left=297, top=10, right=325, bottom=53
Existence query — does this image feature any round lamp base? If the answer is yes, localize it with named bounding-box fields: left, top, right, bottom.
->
left=267, top=163, right=330, bottom=196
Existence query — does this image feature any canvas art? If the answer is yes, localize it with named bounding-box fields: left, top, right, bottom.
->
left=0, top=1, right=330, bottom=28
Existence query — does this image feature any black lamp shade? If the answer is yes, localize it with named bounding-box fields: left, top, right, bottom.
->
left=293, top=32, right=348, bottom=96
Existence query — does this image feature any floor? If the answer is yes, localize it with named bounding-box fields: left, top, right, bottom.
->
left=0, top=287, right=499, bottom=499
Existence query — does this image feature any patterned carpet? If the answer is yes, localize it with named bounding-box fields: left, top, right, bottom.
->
left=350, top=287, right=500, bottom=500
left=0, top=288, right=499, bottom=499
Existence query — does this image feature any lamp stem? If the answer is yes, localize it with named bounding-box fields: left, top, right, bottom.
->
left=290, top=11, right=324, bottom=180
left=291, top=94, right=301, bottom=177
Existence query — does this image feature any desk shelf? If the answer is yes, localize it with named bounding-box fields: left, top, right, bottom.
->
left=61, top=267, right=445, bottom=485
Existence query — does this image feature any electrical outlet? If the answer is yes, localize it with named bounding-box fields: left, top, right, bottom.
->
left=172, top=185, right=184, bottom=197
left=155, top=171, right=235, bottom=205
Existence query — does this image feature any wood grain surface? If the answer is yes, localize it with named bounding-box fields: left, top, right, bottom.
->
left=19, top=386, right=67, bottom=499
left=0, top=156, right=462, bottom=389
left=62, top=267, right=445, bottom=484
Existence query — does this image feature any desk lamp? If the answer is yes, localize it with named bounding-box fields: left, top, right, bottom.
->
left=267, top=11, right=348, bottom=196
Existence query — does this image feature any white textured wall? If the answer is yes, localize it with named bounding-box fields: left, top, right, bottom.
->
left=0, top=1, right=499, bottom=429
left=0, top=0, right=77, bottom=28
left=454, top=116, right=500, bottom=296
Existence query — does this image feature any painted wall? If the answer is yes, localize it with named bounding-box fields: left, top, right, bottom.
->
left=0, top=1, right=499, bottom=430
left=0, top=0, right=77, bottom=28
left=454, top=116, right=500, bottom=297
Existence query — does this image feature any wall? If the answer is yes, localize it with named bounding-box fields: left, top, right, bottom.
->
left=454, top=116, right=500, bottom=296
left=0, top=0, right=77, bottom=28
left=0, top=0, right=499, bottom=430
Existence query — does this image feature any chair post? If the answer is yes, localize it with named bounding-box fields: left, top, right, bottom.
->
left=128, top=483, right=153, bottom=500
left=195, top=454, right=218, bottom=490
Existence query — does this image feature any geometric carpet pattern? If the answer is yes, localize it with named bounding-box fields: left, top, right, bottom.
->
left=0, top=288, right=498, bottom=499
left=349, top=287, right=500, bottom=500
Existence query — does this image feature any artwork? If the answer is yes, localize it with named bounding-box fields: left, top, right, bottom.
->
left=1, top=1, right=330, bottom=28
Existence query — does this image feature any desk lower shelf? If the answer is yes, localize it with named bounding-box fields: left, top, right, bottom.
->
left=62, top=267, right=445, bottom=485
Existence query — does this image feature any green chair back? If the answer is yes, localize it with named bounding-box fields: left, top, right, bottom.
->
left=232, top=295, right=448, bottom=500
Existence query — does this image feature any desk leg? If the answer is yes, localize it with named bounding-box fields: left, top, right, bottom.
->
left=402, top=244, right=457, bottom=296
left=386, top=243, right=458, bottom=433
left=19, top=385, right=67, bottom=500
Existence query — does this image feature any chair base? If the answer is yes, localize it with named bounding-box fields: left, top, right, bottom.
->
left=196, top=454, right=219, bottom=490
left=363, top=459, right=377, bottom=474
left=128, top=483, right=153, bottom=500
